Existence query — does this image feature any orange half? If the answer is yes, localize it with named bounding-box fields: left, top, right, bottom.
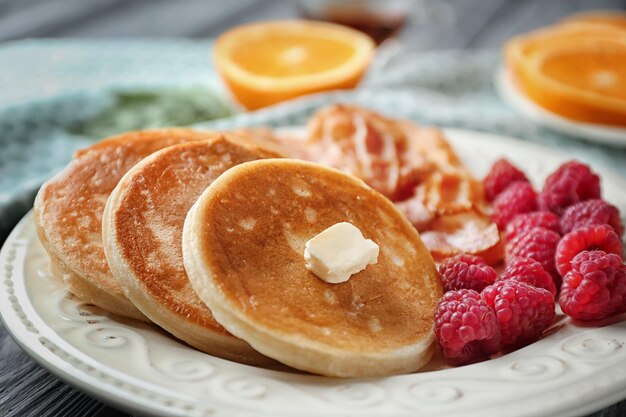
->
left=214, top=20, right=375, bottom=110
left=505, top=22, right=626, bottom=84
left=523, top=39, right=626, bottom=126
left=505, top=21, right=626, bottom=126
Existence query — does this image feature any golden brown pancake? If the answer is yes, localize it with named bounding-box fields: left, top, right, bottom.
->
left=103, top=136, right=277, bottom=364
left=34, top=128, right=214, bottom=320
left=183, top=159, right=443, bottom=377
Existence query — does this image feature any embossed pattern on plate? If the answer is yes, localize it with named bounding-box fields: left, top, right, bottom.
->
left=1, top=129, right=626, bottom=417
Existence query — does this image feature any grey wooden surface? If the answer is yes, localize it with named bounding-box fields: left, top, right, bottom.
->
left=1, top=1, right=626, bottom=416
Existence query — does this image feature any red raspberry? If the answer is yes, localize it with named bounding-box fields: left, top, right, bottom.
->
left=505, top=211, right=560, bottom=242
left=500, top=257, right=557, bottom=297
left=559, top=250, right=626, bottom=321
left=538, top=161, right=601, bottom=215
left=555, top=224, right=623, bottom=277
left=483, top=158, right=529, bottom=201
left=482, top=280, right=555, bottom=347
left=438, top=254, right=497, bottom=292
left=491, top=181, right=538, bottom=229
left=560, top=199, right=624, bottom=237
left=434, top=289, right=501, bottom=365
left=506, top=227, right=561, bottom=283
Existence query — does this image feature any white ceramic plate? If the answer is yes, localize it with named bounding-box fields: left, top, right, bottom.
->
left=496, top=68, right=626, bottom=146
left=2, top=129, right=626, bottom=417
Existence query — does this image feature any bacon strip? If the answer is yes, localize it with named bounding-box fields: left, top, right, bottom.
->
left=272, top=104, right=502, bottom=261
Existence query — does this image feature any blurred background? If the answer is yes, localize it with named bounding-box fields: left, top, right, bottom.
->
left=0, top=0, right=624, bottom=47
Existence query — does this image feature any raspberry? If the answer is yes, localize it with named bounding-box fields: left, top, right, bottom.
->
left=538, top=161, right=601, bottom=215
left=438, top=254, right=497, bottom=292
left=483, top=158, right=529, bottom=201
left=555, top=224, right=623, bottom=277
left=434, top=289, right=501, bottom=365
left=491, top=181, right=538, bottom=229
left=560, top=199, right=624, bottom=237
left=506, top=227, right=561, bottom=283
left=559, top=250, right=626, bottom=321
left=482, top=280, right=555, bottom=347
left=500, top=257, right=557, bottom=297
left=505, top=211, right=560, bottom=242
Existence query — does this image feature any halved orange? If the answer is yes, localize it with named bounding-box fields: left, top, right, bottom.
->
left=562, top=11, right=626, bottom=29
left=213, top=20, right=375, bottom=110
left=523, top=39, right=626, bottom=126
left=504, top=21, right=626, bottom=126
left=504, top=22, right=626, bottom=85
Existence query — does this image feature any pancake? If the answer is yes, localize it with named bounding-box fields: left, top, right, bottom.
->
left=34, top=128, right=214, bottom=321
left=182, top=159, right=443, bottom=377
left=103, top=136, right=277, bottom=364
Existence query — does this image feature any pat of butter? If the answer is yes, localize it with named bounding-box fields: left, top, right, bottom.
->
left=304, top=222, right=379, bottom=284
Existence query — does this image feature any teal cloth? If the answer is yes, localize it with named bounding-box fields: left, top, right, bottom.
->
left=1, top=40, right=625, bottom=240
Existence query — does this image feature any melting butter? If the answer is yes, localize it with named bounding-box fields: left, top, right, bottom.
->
left=303, top=222, right=379, bottom=284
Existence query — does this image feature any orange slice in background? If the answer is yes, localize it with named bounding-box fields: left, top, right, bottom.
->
left=562, top=11, right=626, bottom=29
left=505, top=21, right=626, bottom=126
left=523, top=39, right=626, bottom=126
left=505, top=22, right=626, bottom=85
left=214, top=20, right=375, bottom=110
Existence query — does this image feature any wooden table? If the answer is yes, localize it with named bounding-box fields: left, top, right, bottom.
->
left=1, top=0, right=625, bottom=416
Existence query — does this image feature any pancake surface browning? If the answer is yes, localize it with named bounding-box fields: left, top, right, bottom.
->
left=103, top=136, right=276, bottom=364
left=183, top=159, right=443, bottom=377
left=34, top=129, right=213, bottom=320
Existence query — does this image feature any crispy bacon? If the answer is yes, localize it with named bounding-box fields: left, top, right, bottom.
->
left=420, top=211, right=502, bottom=263
left=395, top=192, right=436, bottom=230
left=300, top=104, right=502, bottom=260
left=305, top=105, right=428, bottom=200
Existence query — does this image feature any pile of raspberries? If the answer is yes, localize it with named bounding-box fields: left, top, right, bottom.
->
left=435, top=159, right=625, bottom=365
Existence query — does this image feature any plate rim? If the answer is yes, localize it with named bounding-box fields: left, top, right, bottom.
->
left=2, top=128, right=626, bottom=417
left=0, top=215, right=202, bottom=417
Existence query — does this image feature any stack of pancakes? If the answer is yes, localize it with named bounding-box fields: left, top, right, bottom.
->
left=34, top=112, right=444, bottom=377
